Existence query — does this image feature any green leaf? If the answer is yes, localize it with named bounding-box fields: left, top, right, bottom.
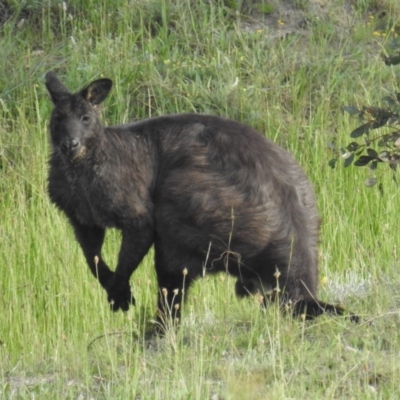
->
left=386, top=132, right=400, bottom=143
left=379, top=151, right=390, bottom=162
left=378, top=139, right=386, bottom=147
left=343, top=153, right=354, bottom=168
left=346, top=142, right=359, bottom=152
left=343, top=105, right=359, bottom=115
left=389, top=161, right=398, bottom=171
left=350, top=123, right=370, bottom=138
left=354, top=155, right=372, bottom=166
left=369, top=160, right=378, bottom=170
left=384, top=54, right=400, bottom=66
left=367, top=148, right=378, bottom=158
left=355, top=149, right=364, bottom=156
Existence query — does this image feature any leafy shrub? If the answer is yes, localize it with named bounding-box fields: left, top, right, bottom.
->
left=329, top=44, right=400, bottom=189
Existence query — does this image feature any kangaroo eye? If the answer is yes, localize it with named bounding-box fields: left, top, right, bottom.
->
left=81, top=115, right=90, bottom=124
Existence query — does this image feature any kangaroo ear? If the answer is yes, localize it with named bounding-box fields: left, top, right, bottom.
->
left=45, top=71, right=70, bottom=105
left=81, top=78, right=113, bottom=106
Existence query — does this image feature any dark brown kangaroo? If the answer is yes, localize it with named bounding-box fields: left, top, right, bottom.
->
left=45, top=71, right=356, bottom=328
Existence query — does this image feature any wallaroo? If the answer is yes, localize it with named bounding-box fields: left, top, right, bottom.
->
left=45, top=71, right=357, bottom=329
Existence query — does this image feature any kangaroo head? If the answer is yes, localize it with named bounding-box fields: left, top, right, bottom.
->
left=45, top=72, right=113, bottom=161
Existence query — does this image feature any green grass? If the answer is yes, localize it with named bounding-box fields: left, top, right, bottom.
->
left=1, top=0, right=400, bottom=398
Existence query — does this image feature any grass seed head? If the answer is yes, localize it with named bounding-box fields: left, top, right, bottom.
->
left=254, top=293, right=264, bottom=305
left=321, top=276, right=328, bottom=286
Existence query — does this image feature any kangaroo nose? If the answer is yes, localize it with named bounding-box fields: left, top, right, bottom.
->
left=70, top=138, right=79, bottom=149
left=60, top=138, right=80, bottom=156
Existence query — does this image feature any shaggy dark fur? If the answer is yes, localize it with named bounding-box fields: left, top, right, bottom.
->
left=45, top=72, right=356, bottom=327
